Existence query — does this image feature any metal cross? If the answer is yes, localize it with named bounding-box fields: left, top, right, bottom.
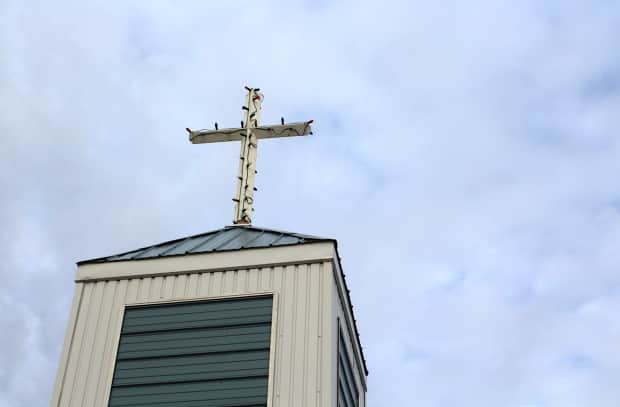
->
left=186, top=86, right=313, bottom=225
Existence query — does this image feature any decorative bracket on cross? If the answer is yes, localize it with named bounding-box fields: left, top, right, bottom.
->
left=186, top=86, right=313, bottom=225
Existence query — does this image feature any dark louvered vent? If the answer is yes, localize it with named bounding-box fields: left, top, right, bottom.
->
left=108, top=296, right=273, bottom=407
left=337, top=327, right=359, bottom=407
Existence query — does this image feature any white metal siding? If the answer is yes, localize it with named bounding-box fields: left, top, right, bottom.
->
left=52, top=262, right=336, bottom=407
left=332, top=263, right=366, bottom=407
left=333, top=308, right=365, bottom=407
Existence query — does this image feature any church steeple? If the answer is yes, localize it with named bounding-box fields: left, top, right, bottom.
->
left=50, top=88, right=367, bottom=407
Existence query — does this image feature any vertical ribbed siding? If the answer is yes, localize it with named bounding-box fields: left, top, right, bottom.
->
left=53, top=262, right=333, bottom=407
left=337, top=329, right=359, bottom=407
left=108, top=296, right=273, bottom=407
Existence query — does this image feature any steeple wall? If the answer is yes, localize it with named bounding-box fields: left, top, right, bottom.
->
left=51, top=241, right=367, bottom=407
left=51, top=258, right=336, bottom=407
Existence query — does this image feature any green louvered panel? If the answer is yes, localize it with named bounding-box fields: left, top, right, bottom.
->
left=109, top=296, right=273, bottom=407
left=337, top=331, right=359, bottom=407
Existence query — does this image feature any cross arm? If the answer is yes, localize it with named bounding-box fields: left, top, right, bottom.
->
left=187, top=127, right=246, bottom=144
left=187, top=120, right=313, bottom=144
left=252, top=120, right=313, bottom=140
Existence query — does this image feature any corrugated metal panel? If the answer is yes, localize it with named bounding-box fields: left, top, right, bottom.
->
left=337, top=328, right=359, bottom=407
left=53, top=263, right=335, bottom=407
left=78, top=226, right=332, bottom=265
left=108, top=296, right=273, bottom=407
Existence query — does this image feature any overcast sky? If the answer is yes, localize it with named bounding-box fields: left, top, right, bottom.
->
left=1, top=1, right=620, bottom=406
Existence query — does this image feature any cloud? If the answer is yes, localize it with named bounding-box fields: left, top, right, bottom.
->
left=1, top=0, right=619, bottom=406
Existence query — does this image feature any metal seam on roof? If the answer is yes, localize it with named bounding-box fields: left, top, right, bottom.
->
left=240, top=230, right=265, bottom=249
left=129, top=250, right=147, bottom=260
left=268, top=233, right=285, bottom=246
left=158, top=237, right=194, bottom=257
left=212, top=227, right=247, bottom=251
left=185, top=229, right=224, bottom=253
left=131, top=245, right=159, bottom=260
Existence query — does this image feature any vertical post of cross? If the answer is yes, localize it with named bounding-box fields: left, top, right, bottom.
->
left=186, top=86, right=313, bottom=225
left=234, top=87, right=263, bottom=224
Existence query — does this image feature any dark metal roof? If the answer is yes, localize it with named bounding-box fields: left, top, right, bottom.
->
left=77, top=225, right=333, bottom=265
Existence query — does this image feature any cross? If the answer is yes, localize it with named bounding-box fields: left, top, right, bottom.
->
left=186, top=86, right=314, bottom=225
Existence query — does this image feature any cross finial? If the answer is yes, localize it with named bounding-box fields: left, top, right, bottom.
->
left=186, top=87, right=314, bottom=225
